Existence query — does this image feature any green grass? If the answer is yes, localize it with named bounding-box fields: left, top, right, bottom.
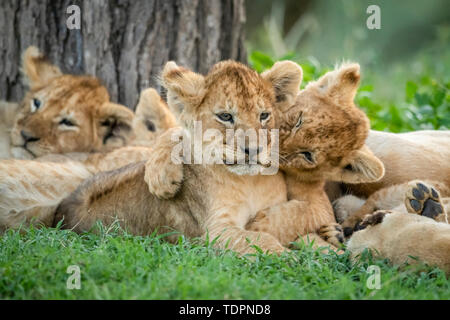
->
left=1, top=225, right=449, bottom=299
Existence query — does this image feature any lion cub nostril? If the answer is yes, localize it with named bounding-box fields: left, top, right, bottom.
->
left=20, top=130, right=40, bottom=143
left=242, top=146, right=262, bottom=155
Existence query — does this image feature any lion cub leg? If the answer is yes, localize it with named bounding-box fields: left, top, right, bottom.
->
left=341, top=185, right=407, bottom=234
left=358, top=210, right=391, bottom=229
left=246, top=200, right=310, bottom=245
left=404, top=181, right=448, bottom=223
left=208, top=214, right=287, bottom=255
left=341, top=180, right=449, bottom=235
left=144, top=127, right=185, bottom=199
left=246, top=199, right=343, bottom=248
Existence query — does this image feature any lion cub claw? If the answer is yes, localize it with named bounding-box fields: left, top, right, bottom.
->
left=405, top=181, right=446, bottom=222
left=358, top=210, right=391, bottom=230
left=318, top=223, right=344, bottom=247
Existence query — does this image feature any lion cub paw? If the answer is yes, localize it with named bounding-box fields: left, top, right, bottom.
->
left=405, top=181, right=445, bottom=221
left=144, top=155, right=184, bottom=200
left=357, top=210, right=390, bottom=230
left=318, top=223, right=344, bottom=247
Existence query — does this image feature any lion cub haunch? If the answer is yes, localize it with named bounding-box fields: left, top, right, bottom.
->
left=348, top=212, right=450, bottom=275
left=55, top=60, right=303, bottom=255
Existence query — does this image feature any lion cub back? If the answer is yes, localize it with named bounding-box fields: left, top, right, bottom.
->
left=55, top=163, right=207, bottom=240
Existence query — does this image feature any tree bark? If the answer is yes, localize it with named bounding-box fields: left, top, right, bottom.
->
left=0, top=0, right=247, bottom=109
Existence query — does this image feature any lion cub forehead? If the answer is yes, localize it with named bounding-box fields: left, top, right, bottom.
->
left=205, top=61, right=275, bottom=109
left=43, top=75, right=109, bottom=99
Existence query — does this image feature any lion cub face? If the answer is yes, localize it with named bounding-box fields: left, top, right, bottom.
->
left=280, top=63, right=384, bottom=184
left=162, top=60, right=302, bottom=175
left=10, top=46, right=135, bottom=158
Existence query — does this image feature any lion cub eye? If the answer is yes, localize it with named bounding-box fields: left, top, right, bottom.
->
left=260, top=112, right=270, bottom=121
left=59, top=118, right=76, bottom=127
left=300, top=151, right=314, bottom=163
left=145, top=120, right=156, bottom=132
left=30, top=98, right=42, bottom=113
left=216, top=113, right=234, bottom=124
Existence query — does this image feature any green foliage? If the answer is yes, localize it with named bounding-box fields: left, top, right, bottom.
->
left=249, top=51, right=450, bottom=133
left=1, top=226, right=449, bottom=299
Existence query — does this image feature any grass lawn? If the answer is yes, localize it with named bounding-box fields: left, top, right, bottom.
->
left=1, top=225, right=448, bottom=299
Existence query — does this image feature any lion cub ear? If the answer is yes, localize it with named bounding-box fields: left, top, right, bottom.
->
left=96, top=103, right=135, bottom=149
left=335, top=145, right=385, bottom=184
left=22, top=46, right=63, bottom=88
left=311, top=63, right=360, bottom=105
left=134, top=88, right=177, bottom=133
left=262, top=61, right=302, bottom=110
left=161, top=61, right=205, bottom=115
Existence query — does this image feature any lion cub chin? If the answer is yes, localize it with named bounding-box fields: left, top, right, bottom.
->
left=55, top=59, right=304, bottom=255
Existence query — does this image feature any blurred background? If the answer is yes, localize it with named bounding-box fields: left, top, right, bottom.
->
left=0, top=0, right=448, bottom=132
left=246, top=0, right=450, bottom=131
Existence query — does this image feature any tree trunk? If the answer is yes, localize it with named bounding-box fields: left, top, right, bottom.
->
left=0, top=0, right=247, bottom=109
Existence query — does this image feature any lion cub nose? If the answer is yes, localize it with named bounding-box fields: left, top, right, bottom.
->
left=241, top=146, right=263, bottom=155
left=21, top=130, right=40, bottom=143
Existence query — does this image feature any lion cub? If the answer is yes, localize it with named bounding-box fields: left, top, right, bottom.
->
left=146, top=63, right=385, bottom=249
left=54, top=60, right=303, bottom=255
left=0, top=88, right=175, bottom=231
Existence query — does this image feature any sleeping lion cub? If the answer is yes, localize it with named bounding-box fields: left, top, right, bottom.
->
left=1, top=46, right=136, bottom=160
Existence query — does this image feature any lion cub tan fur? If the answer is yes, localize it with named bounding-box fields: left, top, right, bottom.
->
left=0, top=101, right=20, bottom=159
